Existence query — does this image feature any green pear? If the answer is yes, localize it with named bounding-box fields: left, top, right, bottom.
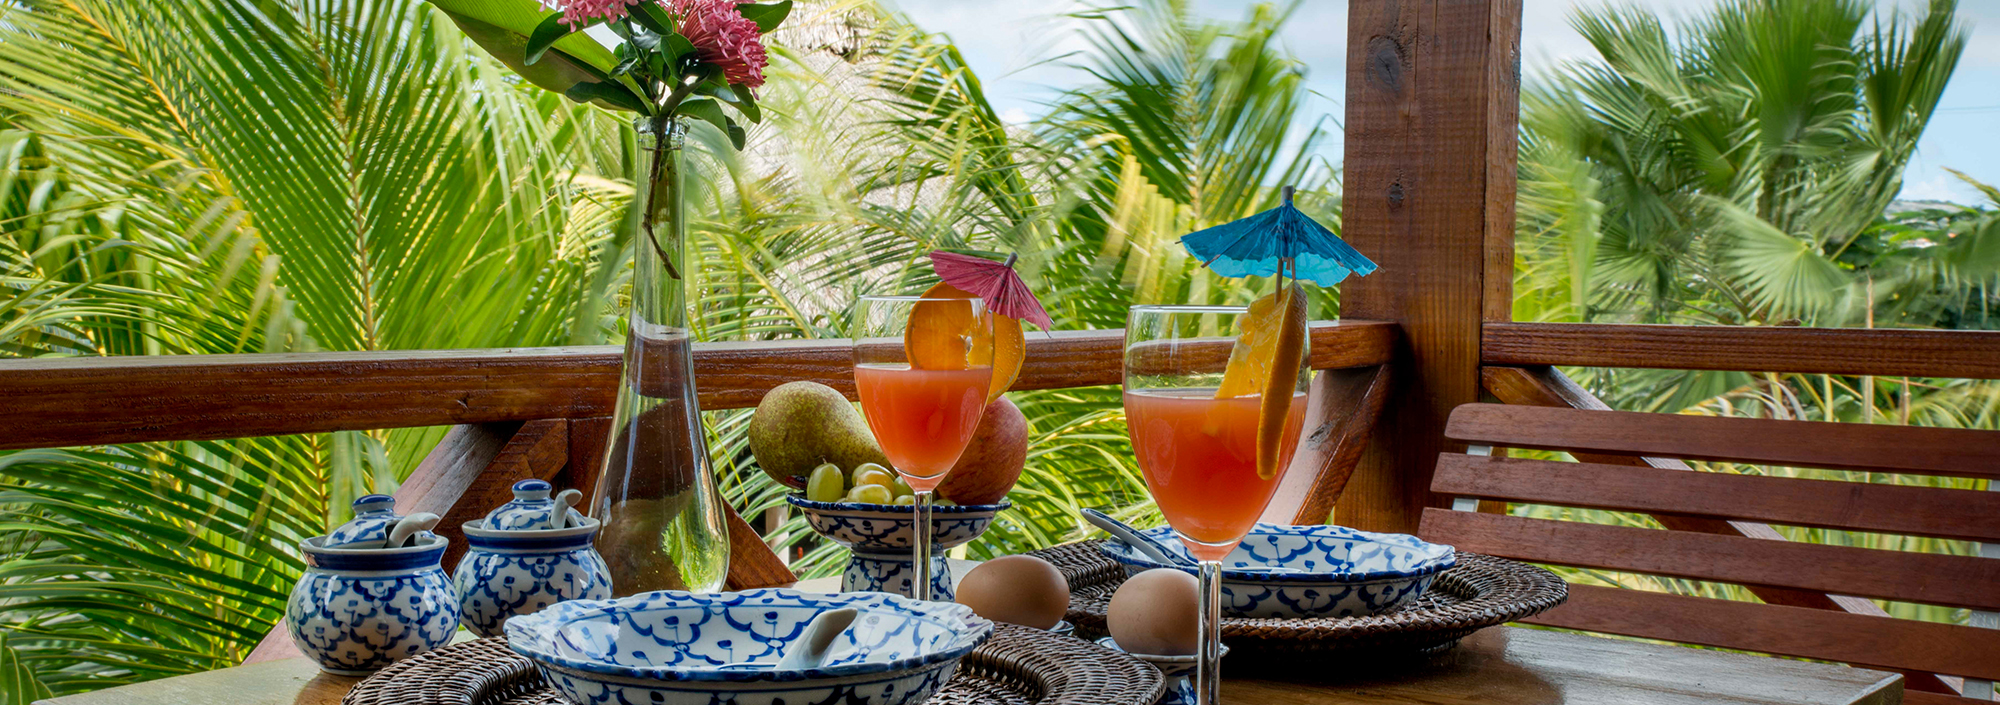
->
left=749, top=381, right=892, bottom=489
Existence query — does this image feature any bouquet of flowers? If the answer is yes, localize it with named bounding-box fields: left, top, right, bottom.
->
left=426, top=0, right=787, bottom=150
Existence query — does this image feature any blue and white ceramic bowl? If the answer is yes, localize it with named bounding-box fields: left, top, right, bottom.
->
left=453, top=518, right=613, bottom=638
left=1098, top=523, right=1457, bottom=619
left=506, top=589, right=994, bottom=705
left=1095, top=637, right=1227, bottom=705
left=286, top=535, right=461, bottom=675
left=785, top=495, right=1009, bottom=600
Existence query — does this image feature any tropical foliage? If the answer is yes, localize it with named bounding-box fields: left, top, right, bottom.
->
left=1509, top=0, right=1998, bottom=626
left=0, top=0, right=1334, bottom=695
left=3, top=0, right=1996, bottom=697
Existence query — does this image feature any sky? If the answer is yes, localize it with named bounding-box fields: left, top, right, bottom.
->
left=888, top=0, right=2000, bottom=205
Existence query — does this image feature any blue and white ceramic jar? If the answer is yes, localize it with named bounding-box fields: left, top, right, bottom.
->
left=453, top=480, right=612, bottom=637
left=287, top=504, right=459, bottom=675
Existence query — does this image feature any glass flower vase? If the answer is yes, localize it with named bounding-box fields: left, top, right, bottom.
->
left=589, top=117, right=730, bottom=595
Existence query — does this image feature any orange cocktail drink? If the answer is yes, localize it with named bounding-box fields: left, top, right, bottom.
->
left=854, top=364, right=992, bottom=490
left=1124, top=388, right=1307, bottom=560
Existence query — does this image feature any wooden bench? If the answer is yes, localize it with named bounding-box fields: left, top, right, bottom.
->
left=1419, top=402, right=2000, bottom=704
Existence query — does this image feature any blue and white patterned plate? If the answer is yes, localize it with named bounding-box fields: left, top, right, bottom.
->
left=506, top=588, right=993, bottom=683
left=1098, top=523, right=1456, bottom=618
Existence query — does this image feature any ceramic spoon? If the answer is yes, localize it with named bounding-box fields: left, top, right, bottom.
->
left=774, top=608, right=859, bottom=671
left=1081, top=508, right=1193, bottom=567
left=386, top=512, right=441, bottom=549
left=553, top=489, right=584, bottom=530
left=719, top=608, right=860, bottom=671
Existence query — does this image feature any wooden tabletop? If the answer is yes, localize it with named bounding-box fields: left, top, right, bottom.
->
left=41, top=566, right=1901, bottom=705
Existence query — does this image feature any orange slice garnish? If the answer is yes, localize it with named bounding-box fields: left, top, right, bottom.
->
left=1216, top=285, right=1308, bottom=479
left=906, top=282, right=1026, bottom=401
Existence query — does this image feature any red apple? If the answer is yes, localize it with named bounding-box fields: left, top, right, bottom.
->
left=937, top=397, right=1028, bottom=505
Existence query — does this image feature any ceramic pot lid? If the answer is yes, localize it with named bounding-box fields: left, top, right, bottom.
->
left=482, top=479, right=587, bottom=531
left=323, top=495, right=439, bottom=549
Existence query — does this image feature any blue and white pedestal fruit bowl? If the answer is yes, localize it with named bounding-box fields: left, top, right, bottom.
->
left=785, top=495, right=1008, bottom=600
left=454, top=479, right=613, bottom=637
left=1099, top=523, right=1457, bottom=618
left=286, top=497, right=458, bottom=675
left=505, top=588, right=994, bottom=705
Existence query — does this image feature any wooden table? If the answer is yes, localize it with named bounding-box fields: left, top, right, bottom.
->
left=41, top=567, right=1902, bottom=705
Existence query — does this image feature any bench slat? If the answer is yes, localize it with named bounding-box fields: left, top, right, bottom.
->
left=1420, top=508, right=2000, bottom=611
left=1527, top=584, right=2000, bottom=681
left=1443, top=403, right=2000, bottom=480
left=1431, top=454, right=2000, bottom=543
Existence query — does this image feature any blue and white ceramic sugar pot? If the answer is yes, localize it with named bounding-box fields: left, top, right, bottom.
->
left=453, top=479, right=612, bottom=637
left=286, top=496, right=459, bottom=675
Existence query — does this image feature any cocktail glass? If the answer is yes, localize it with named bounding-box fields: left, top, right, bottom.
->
left=852, top=295, right=996, bottom=601
left=1124, top=304, right=1311, bottom=705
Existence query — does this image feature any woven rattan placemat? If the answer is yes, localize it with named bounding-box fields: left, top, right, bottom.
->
left=341, top=622, right=1164, bottom=705
left=1031, top=541, right=1568, bottom=655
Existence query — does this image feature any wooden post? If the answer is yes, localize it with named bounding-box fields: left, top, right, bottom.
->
left=1335, top=0, right=1521, bottom=532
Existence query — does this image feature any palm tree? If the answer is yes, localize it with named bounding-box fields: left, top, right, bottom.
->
left=0, top=0, right=1341, bottom=695
left=0, top=0, right=629, bottom=693
left=1514, top=0, right=1971, bottom=328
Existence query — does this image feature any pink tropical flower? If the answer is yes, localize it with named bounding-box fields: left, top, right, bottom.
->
left=669, top=0, right=769, bottom=89
left=544, top=0, right=638, bottom=28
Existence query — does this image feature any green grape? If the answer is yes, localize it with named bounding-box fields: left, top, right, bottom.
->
left=853, top=466, right=896, bottom=489
left=807, top=463, right=845, bottom=503
left=891, top=476, right=914, bottom=497
left=934, top=497, right=957, bottom=507
left=894, top=494, right=916, bottom=505
left=846, top=483, right=894, bottom=505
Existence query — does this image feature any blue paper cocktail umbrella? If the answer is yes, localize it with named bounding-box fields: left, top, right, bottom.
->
left=1179, top=186, right=1377, bottom=285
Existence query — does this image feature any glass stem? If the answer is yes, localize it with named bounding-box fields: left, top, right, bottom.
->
left=912, top=489, right=935, bottom=601
left=1196, top=559, right=1223, bottom=705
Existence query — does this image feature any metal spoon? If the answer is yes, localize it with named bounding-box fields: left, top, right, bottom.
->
left=1082, top=508, right=1194, bottom=567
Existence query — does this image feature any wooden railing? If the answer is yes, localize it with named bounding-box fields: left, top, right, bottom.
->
left=1484, top=322, right=2000, bottom=379
left=0, top=321, right=1399, bottom=665
left=0, top=321, right=1395, bottom=450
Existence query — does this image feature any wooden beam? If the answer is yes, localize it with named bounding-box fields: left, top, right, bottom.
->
left=1484, top=322, right=2000, bottom=380
left=1336, top=0, right=1522, bottom=533
left=1529, top=584, right=2000, bottom=682
left=1447, top=401, right=2000, bottom=480
left=1262, top=365, right=1392, bottom=525
left=1432, top=454, right=2000, bottom=543
left=1479, top=364, right=1962, bottom=694
left=427, top=419, right=571, bottom=571
left=0, top=322, right=1394, bottom=451
left=1423, top=509, right=2000, bottom=611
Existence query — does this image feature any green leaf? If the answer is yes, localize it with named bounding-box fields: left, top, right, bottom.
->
left=629, top=3, right=676, bottom=36
left=736, top=1, right=792, bottom=33
left=676, top=97, right=731, bottom=137
left=730, top=83, right=762, bottom=123
left=0, top=632, right=52, bottom=705
left=665, top=33, right=697, bottom=59
left=611, top=54, right=641, bottom=77
left=424, top=0, right=648, bottom=101
left=524, top=12, right=574, bottom=66
left=567, top=81, right=652, bottom=113
left=726, top=119, right=747, bottom=150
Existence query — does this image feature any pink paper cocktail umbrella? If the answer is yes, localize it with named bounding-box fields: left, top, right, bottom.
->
left=929, top=251, right=1053, bottom=328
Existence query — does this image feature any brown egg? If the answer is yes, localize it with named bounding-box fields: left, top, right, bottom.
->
left=954, top=555, right=1070, bottom=629
left=1107, top=568, right=1200, bottom=656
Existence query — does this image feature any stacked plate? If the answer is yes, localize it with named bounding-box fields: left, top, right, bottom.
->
left=1097, top=523, right=1458, bottom=619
